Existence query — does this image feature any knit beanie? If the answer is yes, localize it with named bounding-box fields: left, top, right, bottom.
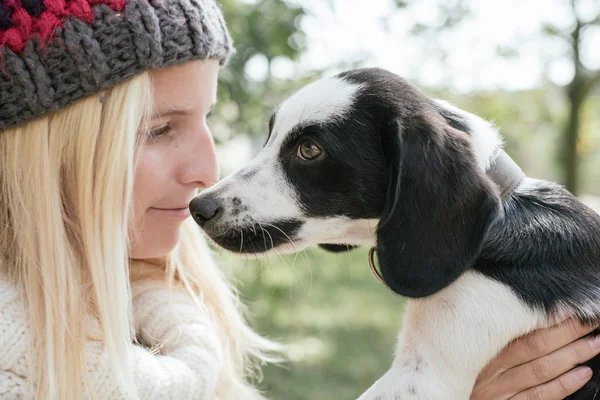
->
left=0, top=0, right=234, bottom=130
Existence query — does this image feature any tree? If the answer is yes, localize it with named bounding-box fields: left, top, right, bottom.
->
left=383, top=0, right=599, bottom=195
left=212, top=0, right=309, bottom=144
left=543, top=0, right=600, bottom=195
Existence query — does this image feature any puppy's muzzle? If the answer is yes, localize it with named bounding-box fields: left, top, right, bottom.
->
left=189, top=195, right=222, bottom=226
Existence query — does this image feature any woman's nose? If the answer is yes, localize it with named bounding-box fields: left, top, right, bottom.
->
left=179, top=127, right=219, bottom=188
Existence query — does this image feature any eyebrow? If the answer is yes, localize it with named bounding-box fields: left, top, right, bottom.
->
left=151, top=102, right=216, bottom=119
left=152, top=109, right=186, bottom=119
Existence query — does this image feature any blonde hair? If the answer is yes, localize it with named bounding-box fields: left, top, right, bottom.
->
left=0, top=71, right=280, bottom=399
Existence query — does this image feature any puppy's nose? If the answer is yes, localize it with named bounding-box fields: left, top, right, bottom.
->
left=189, top=196, right=222, bottom=226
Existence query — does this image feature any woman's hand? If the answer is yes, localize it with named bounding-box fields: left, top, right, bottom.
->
left=471, top=319, right=600, bottom=400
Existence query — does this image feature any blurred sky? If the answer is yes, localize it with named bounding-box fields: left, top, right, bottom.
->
left=243, top=0, right=600, bottom=92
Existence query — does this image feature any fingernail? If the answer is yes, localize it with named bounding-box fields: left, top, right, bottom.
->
left=574, top=367, right=592, bottom=381
left=590, top=335, right=600, bottom=349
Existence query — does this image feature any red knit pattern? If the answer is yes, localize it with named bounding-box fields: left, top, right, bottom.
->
left=0, top=0, right=126, bottom=53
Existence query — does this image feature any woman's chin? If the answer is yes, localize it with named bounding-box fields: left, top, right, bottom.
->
left=129, top=225, right=182, bottom=259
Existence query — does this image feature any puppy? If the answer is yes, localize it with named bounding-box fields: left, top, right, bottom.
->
left=190, top=68, right=600, bottom=399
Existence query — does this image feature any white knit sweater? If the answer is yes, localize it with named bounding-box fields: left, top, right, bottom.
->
left=0, top=276, right=223, bottom=399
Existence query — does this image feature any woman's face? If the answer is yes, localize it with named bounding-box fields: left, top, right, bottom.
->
left=129, top=60, right=220, bottom=259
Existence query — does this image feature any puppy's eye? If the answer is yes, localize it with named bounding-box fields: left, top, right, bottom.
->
left=297, top=140, right=323, bottom=160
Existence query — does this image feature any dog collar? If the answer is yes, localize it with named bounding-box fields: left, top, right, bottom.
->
left=486, top=149, right=526, bottom=200
left=368, top=247, right=386, bottom=286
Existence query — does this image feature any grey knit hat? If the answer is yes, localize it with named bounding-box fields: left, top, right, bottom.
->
left=0, top=0, right=234, bottom=130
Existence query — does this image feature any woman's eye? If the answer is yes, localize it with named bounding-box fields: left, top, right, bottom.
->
left=297, top=140, right=323, bottom=160
left=148, top=124, right=170, bottom=141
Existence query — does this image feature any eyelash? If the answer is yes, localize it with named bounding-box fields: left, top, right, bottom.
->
left=147, top=124, right=171, bottom=141
left=145, top=109, right=212, bottom=142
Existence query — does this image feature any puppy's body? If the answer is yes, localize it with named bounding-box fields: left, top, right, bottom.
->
left=190, top=68, right=600, bottom=399
left=358, top=177, right=600, bottom=400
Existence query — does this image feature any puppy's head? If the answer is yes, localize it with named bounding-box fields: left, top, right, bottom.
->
left=191, top=68, right=501, bottom=297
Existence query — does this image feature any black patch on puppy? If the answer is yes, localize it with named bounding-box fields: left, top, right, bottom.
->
left=374, top=114, right=500, bottom=298
left=278, top=121, right=389, bottom=219
left=475, top=183, right=600, bottom=314
left=240, top=169, right=258, bottom=180
left=264, top=112, right=277, bottom=146
left=318, top=244, right=360, bottom=252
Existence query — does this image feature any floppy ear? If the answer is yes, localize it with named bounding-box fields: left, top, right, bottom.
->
left=376, top=114, right=500, bottom=298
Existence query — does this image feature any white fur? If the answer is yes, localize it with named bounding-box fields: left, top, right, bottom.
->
left=298, top=217, right=378, bottom=247
left=269, top=77, right=363, bottom=148
left=358, top=272, right=548, bottom=400
left=515, top=176, right=551, bottom=194
left=201, top=152, right=303, bottom=222
left=433, top=99, right=503, bottom=172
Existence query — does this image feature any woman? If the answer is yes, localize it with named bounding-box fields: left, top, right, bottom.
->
left=0, top=0, right=596, bottom=399
left=0, top=1, right=278, bottom=399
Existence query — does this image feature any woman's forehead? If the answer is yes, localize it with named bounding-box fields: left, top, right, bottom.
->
left=151, top=60, right=219, bottom=116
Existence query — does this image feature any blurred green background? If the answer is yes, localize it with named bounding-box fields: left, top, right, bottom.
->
left=215, top=248, right=401, bottom=399
left=209, top=0, right=600, bottom=399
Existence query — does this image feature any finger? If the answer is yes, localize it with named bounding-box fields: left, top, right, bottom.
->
left=492, top=319, right=597, bottom=370
left=511, top=366, right=592, bottom=400
left=501, top=334, right=600, bottom=395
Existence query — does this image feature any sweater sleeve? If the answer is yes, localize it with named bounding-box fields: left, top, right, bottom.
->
left=0, top=278, right=223, bottom=400
left=0, top=370, right=28, bottom=399
left=128, top=280, right=224, bottom=400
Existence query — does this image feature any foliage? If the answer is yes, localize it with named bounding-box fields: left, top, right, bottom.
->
left=215, top=247, right=403, bottom=400
left=547, top=0, right=600, bottom=195
left=379, top=0, right=600, bottom=194
left=212, top=0, right=310, bottom=143
left=427, top=86, right=600, bottom=195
